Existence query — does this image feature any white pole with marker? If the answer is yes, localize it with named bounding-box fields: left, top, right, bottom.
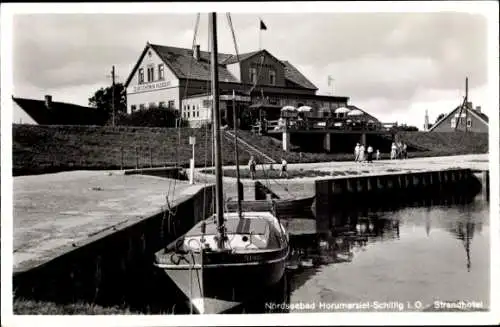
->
left=189, top=136, right=196, bottom=184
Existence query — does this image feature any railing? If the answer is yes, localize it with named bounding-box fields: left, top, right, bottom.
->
left=261, top=118, right=390, bottom=132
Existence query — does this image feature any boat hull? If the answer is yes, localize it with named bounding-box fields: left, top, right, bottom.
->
left=155, top=247, right=288, bottom=313
left=226, top=196, right=315, bottom=217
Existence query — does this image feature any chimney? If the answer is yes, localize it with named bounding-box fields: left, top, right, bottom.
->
left=193, top=44, right=201, bottom=61
left=44, top=95, right=52, bottom=109
left=475, top=106, right=481, bottom=113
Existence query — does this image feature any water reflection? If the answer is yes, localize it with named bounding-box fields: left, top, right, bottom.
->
left=282, top=192, right=489, bottom=312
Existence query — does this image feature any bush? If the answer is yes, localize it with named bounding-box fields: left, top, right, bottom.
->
left=114, top=106, right=188, bottom=128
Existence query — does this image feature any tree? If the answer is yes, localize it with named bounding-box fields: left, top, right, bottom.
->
left=392, top=124, right=419, bottom=132
left=88, top=83, right=127, bottom=124
left=435, top=113, right=446, bottom=123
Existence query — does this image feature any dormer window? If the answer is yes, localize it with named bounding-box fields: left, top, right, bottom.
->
left=138, top=68, right=144, bottom=84
left=269, top=69, right=276, bottom=86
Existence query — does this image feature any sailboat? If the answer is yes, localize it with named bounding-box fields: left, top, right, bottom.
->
left=153, top=13, right=290, bottom=314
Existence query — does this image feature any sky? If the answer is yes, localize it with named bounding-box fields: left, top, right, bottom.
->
left=8, top=5, right=494, bottom=129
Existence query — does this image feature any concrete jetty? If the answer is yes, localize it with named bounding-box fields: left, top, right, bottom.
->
left=195, top=153, right=488, bottom=200
left=13, top=170, right=206, bottom=274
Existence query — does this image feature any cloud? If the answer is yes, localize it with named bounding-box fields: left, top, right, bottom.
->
left=10, top=12, right=490, bottom=126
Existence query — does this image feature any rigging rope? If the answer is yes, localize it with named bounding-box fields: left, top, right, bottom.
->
left=162, top=13, right=201, bottom=248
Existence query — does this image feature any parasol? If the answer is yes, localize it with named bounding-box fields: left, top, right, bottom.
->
left=347, top=109, right=364, bottom=116
left=298, top=105, right=312, bottom=112
left=334, top=107, right=351, bottom=114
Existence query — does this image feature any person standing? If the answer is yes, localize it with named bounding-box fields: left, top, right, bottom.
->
left=376, top=149, right=381, bottom=160
left=359, top=144, right=366, bottom=163
left=402, top=142, right=408, bottom=159
left=248, top=155, right=257, bottom=180
left=367, top=145, right=374, bottom=163
left=354, top=143, right=360, bottom=162
left=280, top=158, right=288, bottom=178
left=390, top=142, right=397, bottom=160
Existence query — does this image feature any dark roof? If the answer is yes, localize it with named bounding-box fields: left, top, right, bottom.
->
left=471, top=109, right=489, bottom=123
left=222, top=50, right=261, bottom=65
left=12, top=96, right=105, bottom=125
left=149, top=44, right=238, bottom=83
left=347, top=105, right=380, bottom=122
left=125, top=43, right=318, bottom=90
left=281, top=61, right=317, bottom=90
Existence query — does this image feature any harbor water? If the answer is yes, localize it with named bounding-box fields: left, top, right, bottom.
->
left=283, top=191, right=490, bottom=313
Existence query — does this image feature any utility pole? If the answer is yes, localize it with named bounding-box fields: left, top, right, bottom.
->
left=465, top=76, right=469, bottom=133
left=111, top=65, right=116, bottom=127
left=107, top=66, right=119, bottom=126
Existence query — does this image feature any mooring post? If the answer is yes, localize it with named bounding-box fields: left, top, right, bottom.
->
left=149, top=146, right=153, bottom=168
left=482, top=170, right=490, bottom=200
left=120, top=147, right=124, bottom=170
left=135, top=147, right=139, bottom=169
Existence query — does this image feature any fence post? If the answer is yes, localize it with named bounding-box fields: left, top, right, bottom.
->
left=164, top=144, right=167, bottom=167
left=120, top=147, right=124, bottom=170
left=149, top=146, right=153, bottom=168
left=135, top=146, right=139, bottom=169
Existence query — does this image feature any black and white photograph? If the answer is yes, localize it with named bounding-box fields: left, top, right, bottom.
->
left=1, top=1, right=499, bottom=326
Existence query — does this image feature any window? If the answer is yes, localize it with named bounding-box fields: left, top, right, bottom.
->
left=168, top=100, right=175, bottom=109
left=467, top=118, right=472, bottom=127
left=269, top=97, right=278, bottom=105
left=450, top=118, right=456, bottom=128
left=188, top=111, right=190, bottom=118
left=147, top=66, right=154, bottom=82
left=249, top=67, right=257, bottom=84
left=269, top=69, right=276, bottom=85
left=158, top=64, right=165, bottom=80
left=131, top=105, right=137, bottom=112
left=138, top=68, right=144, bottom=84
left=139, top=104, right=145, bottom=110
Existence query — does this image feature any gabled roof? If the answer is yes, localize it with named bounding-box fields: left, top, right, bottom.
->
left=125, top=43, right=318, bottom=90
left=281, top=61, right=317, bottom=90
left=347, top=105, right=380, bottom=122
left=125, top=43, right=238, bottom=87
left=473, top=109, right=489, bottom=123
left=12, top=96, right=105, bottom=125
left=222, top=50, right=262, bottom=65
left=428, top=105, right=489, bottom=131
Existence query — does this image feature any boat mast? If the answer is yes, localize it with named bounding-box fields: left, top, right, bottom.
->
left=232, top=90, right=243, bottom=219
left=210, top=12, right=226, bottom=248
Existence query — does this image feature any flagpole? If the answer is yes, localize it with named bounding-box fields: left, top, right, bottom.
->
left=259, top=17, right=262, bottom=50
left=259, top=28, right=261, bottom=50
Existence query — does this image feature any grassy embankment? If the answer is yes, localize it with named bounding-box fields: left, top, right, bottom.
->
left=13, top=299, right=140, bottom=315
left=13, top=124, right=488, bottom=176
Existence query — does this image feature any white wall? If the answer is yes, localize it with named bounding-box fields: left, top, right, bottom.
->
left=182, top=95, right=227, bottom=127
left=12, top=102, right=37, bottom=124
left=226, top=63, right=241, bottom=83
left=126, top=46, right=180, bottom=114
